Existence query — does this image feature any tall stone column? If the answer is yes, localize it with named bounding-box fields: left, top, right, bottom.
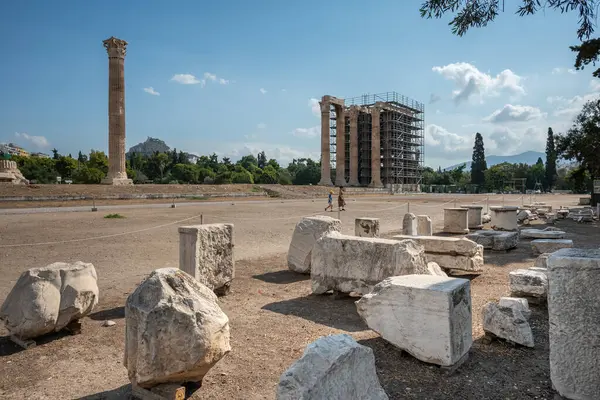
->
left=334, top=105, right=346, bottom=186
left=102, top=36, right=132, bottom=185
left=370, top=107, right=383, bottom=187
left=348, top=106, right=360, bottom=186
left=318, top=101, right=333, bottom=186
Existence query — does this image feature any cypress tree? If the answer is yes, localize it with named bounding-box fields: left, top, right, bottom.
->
left=545, top=127, right=557, bottom=191
left=471, top=132, right=487, bottom=186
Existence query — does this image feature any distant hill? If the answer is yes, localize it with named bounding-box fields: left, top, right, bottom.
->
left=443, top=151, right=546, bottom=171
left=127, top=137, right=170, bottom=157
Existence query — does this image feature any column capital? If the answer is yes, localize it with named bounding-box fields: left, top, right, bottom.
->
left=319, top=101, right=330, bottom=114
left=348, top=106, right=359, bottom=118
left=103, top=36, right=128, bottom=59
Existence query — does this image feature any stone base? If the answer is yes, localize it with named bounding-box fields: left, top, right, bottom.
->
left=369, top=181, right=384, bottom=188
left=318, top=178, right=333, bottom=186
left=101, top=177, right=133, bottom=185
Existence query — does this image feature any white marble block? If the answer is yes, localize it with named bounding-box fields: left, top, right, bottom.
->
left=443, top=208, right=469, bottom=234
left=276, top=334, right=388, bottom=400
left=482, top=302, right=534, bottom=347
left=461, top=204, right=484, bottom=229
left=179, top=223, right=234, bottom=295
left=466, top=230, right=518, bottom=251
left=356, top=275, right=472, bottom=367
left=417, top=215, right=433, bottom=236
left=509, top=269, right=548, bottom=299
left=521, top=229, right=566, bottom=239
left=547, top=249, right=600, bottom=400
left=531, top=239, right=573, bottom=255
left=499, top=297, right=531, bottom=320
left=355, top=217, right=380, bottom=238
left=490, top=206, right=518, bottom=231
left=402, top=213, right=417, bottom=235
left=311, top=233, right=429, bottom=295
left=286, top=215, right=342, bottom=274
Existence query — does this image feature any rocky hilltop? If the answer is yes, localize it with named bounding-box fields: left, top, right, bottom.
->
left=127, top=137, right=171, bottom=157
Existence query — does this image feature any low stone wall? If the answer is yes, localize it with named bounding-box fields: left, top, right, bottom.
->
left=0, top=192, right=266, bottom=202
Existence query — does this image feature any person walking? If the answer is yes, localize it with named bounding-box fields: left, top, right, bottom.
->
left=325, top=190, right=334, bottom=212
left=338, top=186, right=346, bottom=211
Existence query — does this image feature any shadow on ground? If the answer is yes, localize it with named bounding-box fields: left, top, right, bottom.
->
left=252, top=270, right=309, bottom=285
left=359, top=307, right=551, bottom=400
left=75, top=384, right=131, bottom=400
left=0, top=330, right=72, bottom=357
left=89, top=306, right=125, bottom=321
left=262, top=294, right=367, bottom=332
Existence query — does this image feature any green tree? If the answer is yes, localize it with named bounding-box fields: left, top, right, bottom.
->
left=52, top=148, right=59, bottom=160
left=257, top=151, right=267, bottom=169
left=419, top=0, right=599, bottom=77
left=88, top=150, right=109, bottom=174
left=145, top=152, right=170, bottom=181
left=545, top=127, right=558, bottom=191
left=278, top=169, right=292, bottom=185
left=450, top=163, right=467, bottom=185
left=238, top=155, right=258, bottom=171
left=72, top=166, right=105, bottom=184
left=470, top=132, right=487, bottom=186
left=257, top=165, right=278, bottom=184
left=556, top=98, right=600, bottom=181
left=171, top=163, right=199, bottom=183
left=55, top=156, right=78, bottom=178
left=77, top=151, right=87, bottom=164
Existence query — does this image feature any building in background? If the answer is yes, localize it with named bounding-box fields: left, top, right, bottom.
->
left=318, top=92, right=424, bottom=191
left=0, top=143, right=30, bottom=157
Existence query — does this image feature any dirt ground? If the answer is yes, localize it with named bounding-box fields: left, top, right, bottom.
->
left=0, top=193, right=596, bottom=399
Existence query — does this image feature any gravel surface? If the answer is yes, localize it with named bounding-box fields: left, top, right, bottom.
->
left=0, top=193, right=594, bottom=399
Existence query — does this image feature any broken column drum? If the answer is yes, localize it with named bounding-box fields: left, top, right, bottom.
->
left=402, top=213, right=417, bottom=235
left=417, top=215, right=433, bottom=236
left=489, top=206, right=518, bottom=231
left=443, top=208, right=469, bottom=234
left=547, top=249, right=600, bottom=400
left=460, top=205, right=484, bottom=229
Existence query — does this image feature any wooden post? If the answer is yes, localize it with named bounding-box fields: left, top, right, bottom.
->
left=200, top=214, right=204, bottom=224
left=92, top=197, right=98, bottom=212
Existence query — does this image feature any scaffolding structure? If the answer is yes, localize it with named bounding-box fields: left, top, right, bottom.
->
left=345, top=92, right=424, bottom=187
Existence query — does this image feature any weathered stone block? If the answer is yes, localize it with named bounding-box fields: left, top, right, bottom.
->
left=547, top=249, right=600, bottom=400
left=402, top=213, right=417, bottom=235
left=443, top=208, right=469, bottom=234
left=286, top=216, right=341, bottom=274
left=179, top=223, right=234, bottom=295
left=124, top=268, right=230, bottom=388
left=499, top=297, right=531, bottom=320
left=509, top=269, right=547, bottom=299
left=0, top=261, right=98, bottom=340
left=534, top=253, right=550, bottom=269
left=490, top=206, right=518, bottom=231
left=521, top=229, right=566, bottom=239
left=531, top=239, right=573, bottom=255
left=276, top=334, right=388, bottom=400
left=460, top=204, right=484, bottom=229
left=311, top=233, right=429, bottom=295
left=466, top=230, right=518, bottom=251
left=356, top=275, right=472, bottom=367
left=482, top=302, right=534, bottom=347
left=355, top=217, right=380, bottom=238
left=417, top=215, right=433, bottom=236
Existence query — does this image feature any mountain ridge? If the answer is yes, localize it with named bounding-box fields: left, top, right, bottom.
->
left=443, top=151, right=546, bottom=171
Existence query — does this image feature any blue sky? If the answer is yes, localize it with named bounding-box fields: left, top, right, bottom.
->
left=0, top=0, right=597, bottom=168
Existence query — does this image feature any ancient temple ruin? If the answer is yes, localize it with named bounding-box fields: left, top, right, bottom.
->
left=318, top=92, right=424, bottom=190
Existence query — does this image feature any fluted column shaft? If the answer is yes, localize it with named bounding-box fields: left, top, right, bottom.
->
left=348, top=107, right=359, bottom=186
left=318, top=101, right=333, bottom=186
left=334, top=105, right=346, bottom=186
left=370, top=107, right=383, bottom=187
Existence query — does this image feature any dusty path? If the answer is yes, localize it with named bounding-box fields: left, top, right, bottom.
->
left=0, top=194, right=591, bottom=399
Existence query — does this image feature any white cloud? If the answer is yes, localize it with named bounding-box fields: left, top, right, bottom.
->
left=204, top=72, right=217, bottom=82
left=309, top=98, right=321, bottom=117
left=429, top=93, right=441, bottom=104
left=292, top=126, right=319, bottom=138
left=546, top=96, right=565, bottom=104
left=590, top=79, right=600, bottom=92
left=143, top=87, right=160, bottom=96
left=432, top=62, right=525, bottom=104
left=552, top=67, right=577, bottom=75
left=219, top=78, right=230, bottom=85
left=484, top=104, right=545, bottom=123
left=170, top=74, right=201, bottom=85
left=551, top=93, right=600, bottom=118
left=14, top=132, right=49, bottom=149
left=425, top=124, right=470, bottom=154
left=257, top=123, right=267, bottom=129
left=260, top=88, right=267, bottom=94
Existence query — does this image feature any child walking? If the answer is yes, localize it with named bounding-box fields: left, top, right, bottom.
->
left=325, top=190, right=334, bottom=212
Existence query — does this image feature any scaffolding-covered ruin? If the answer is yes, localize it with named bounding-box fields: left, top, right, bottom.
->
left=324, top=92, right=424, bottom=189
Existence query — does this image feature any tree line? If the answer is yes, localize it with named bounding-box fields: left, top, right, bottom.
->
left=7, top=148, right=322, bottom=186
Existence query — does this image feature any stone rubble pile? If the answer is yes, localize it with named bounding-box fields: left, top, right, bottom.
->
left=0, top=261, right=99, bottom=340
left=287, top=215, right=341, bottom=274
